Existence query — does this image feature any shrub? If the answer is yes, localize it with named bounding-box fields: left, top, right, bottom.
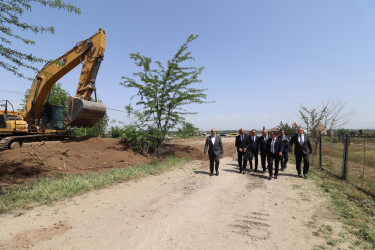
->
left=121, top=125, right=163, bottom=155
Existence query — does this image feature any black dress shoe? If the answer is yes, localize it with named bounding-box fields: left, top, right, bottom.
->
left=239, top=169, right=242, bottom=173
left=274, top=176, right=278, bottom=179
left=268, top=176, right=272, bottom=180
left=298, top=173, right=302, bottom=178
left=304, top=174, right=308, bottom=179
left=242, top=171, right=245, bottom=174
left=281, top=167, right=285, bottom=172
left=249, top=169, right=252, bottom=172
left=262, top=170, right=266, bottom=174
left=209, top=173, right=213, bottom=176
left=216, top=171, right=219, bottom=176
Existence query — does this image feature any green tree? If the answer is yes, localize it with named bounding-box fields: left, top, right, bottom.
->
left=120, top=34, right=208, bottom=151
left=277, top=121, right=299, bottom=137
left=0, top=0, right=80, bottom=79
left=19, top=82, right=70, bottom=111
left=177, top=122, right=199, bottom=138
left=70, top=113, right=109, bottom=137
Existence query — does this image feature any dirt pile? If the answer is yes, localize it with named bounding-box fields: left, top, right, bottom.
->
left=0, top=136, right=236, bottom=187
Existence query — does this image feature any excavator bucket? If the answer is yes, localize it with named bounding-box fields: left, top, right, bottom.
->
left=65, top=97, right=106, bottom=127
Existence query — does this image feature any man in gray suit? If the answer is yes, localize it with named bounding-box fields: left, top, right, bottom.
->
left=204, top=128, right=224, bottom=176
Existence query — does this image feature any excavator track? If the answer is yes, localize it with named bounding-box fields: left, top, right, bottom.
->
left=0, top=134, right=74, bottom=150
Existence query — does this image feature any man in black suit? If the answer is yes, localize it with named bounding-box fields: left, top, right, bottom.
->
left=235, top=128, right=249, bottom=174
left=290, top=127, right=313, bottom=178
left=247, top=129, right=259, bottom=172
left=257, top=129, right=268, bottom=174
left=204, top=128, right=224, bottom=176
left=266, top=131, right=284, bottom=180
left=278, top=129, right=290, bottom=171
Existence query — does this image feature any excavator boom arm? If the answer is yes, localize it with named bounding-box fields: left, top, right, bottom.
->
left=23, top=29, right=106, bottom=129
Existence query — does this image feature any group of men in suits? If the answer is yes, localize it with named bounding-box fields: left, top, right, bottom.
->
left=235, top=127, right=312, bottom=180
left=204, top=127, right=312, bottom=179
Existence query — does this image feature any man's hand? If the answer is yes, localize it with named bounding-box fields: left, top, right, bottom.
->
left=243, top=148, right=247, bottom=152
left=258, top=151, right=261, bottom=154
left=204, top=153, right=207, bottom=156
left=279, top=152, right=282, bottom=157
left=239, top=148, right=243, bottom=152
left=291, top=151, right=294, bottom=154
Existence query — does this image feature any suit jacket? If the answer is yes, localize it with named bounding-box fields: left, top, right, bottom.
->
left=248, top=135, right=259, bottom=152
left=278, top=135, right=291, bottom=153
left=235, top=134, right=249, bottom=152
left=290, top=133, right=312, bottom=155
left=266, top=137, right=284, bottom=155
left=204, top=135, right=224, bottom=156
left=257, top=135, right=269, bottom=153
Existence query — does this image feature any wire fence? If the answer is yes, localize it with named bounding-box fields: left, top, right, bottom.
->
left=316, top=134, right=375, bottom=196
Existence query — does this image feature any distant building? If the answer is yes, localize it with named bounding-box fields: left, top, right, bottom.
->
left=267, top=127, right=279, bottom=133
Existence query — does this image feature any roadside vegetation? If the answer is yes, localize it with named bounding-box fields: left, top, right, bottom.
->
left=306, top=157, right=375, bottom=249
left=0, top=156, right=191, bottom=214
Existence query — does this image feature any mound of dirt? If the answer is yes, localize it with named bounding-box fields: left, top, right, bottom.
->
left=0, top=136, right=237, bottom=187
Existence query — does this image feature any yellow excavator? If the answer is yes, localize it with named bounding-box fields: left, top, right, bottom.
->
left=0, top=28, right=107, bottom=149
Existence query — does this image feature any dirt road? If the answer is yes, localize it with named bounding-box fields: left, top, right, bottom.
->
left=0, top=155, right=344, bottom=249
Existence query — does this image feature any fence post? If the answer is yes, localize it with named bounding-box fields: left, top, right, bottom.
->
left=342, top=134, right=349, bottom=180
left=319, top=132, right=322, bottom=168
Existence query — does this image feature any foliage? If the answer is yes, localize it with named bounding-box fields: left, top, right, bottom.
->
left=120, top=34, right=208, bottom=151
left=0, top=0, right=81, bottom=79
left=121, top=125, right=163, bottom=155
left=68, top=113, right=109, bottom=137
left=277, top=121, right=300, bottom=136
left=18, top=82, right=70, bottom=111
left=109, top=125, right=125, bottom=138
left=177, top=122, right=199, bottom=138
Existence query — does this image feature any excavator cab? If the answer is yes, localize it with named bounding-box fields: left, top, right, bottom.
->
left=64, top=97, right=106, bottom=127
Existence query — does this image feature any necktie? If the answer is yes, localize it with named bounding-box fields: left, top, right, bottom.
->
left=241, top=135, right=243, bottom=141
left=253, top=136, right=255, bottom=142
left=299, top=135, right=303, bottom=145
left=272, top=139, right=275, bottom=153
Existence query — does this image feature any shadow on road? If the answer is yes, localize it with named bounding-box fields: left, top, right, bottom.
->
left=194, top=170, right=211, bottom=175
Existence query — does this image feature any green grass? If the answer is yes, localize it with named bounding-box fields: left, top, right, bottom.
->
left=309, top=166, right=375, bottom=249
left=0, top=156, right=191, bottom=214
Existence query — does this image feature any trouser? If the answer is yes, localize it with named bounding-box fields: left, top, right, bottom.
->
left=248, top=150, right=259, bottom=170
left=209, top=154, right=220, bottom=174
left=237, top=150, right=247, bottom=172
left=267, top=153, right=280, bottom=176
left=280, top=151, right=289, bottom=168
left=260, top=152, right=267, bottom=171
left=295, top=153, right=309, bottom=175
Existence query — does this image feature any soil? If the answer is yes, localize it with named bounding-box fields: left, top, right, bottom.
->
left=0, top=137, right=351, bottom=249
left=0, top=136, right=236, bottom=187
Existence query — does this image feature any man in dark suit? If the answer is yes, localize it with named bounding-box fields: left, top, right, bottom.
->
left=204, top=128, right=224, bottom=176
left=278, top=129, right=291, bottom=171
left=247, top=129, right=259, bottom=172
left=290, top=127, right=313, bottom=178
left=266, top=131, right=284, bottom=180
left=235, top=128, right=249, bottom=174
left=257, top=129, right=268, bottom=174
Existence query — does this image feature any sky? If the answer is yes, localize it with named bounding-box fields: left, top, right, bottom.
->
left=1, top=0, right=375, bottom=131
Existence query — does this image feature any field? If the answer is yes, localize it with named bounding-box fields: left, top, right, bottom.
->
left=316, top=135, right=375, bottom=196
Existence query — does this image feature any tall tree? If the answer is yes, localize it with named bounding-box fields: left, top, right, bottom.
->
left=0, top=0, right=80, bottom=79
left=120, top=34, right=208, bottom=146
left=19, top=82, right=70, bottom=111
left=298, top=100, right=352, bottom=153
